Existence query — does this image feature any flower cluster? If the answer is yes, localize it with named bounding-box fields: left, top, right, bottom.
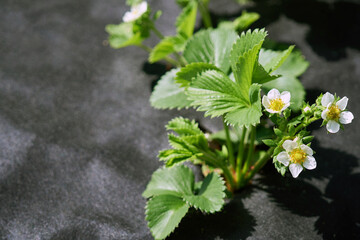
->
left=262, top=88, right=354, bottom=178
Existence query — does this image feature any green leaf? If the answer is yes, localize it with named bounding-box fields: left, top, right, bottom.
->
left=262, top=76, right=305, bottom=111
left=159, top=149, right=195, bottom=167
left=166, top=117, right=202, bottom=136
left=230, top=29, right=267, bottom=97
left=224, top=84, right=263, bottom=127
left=233, top=11, right=260, bottom=31
left=175, top=62, right=220, bottom=87
left=149, top=38, right=175, bottom=63
left=105, top=23, right=143, bottom=48
left=126, top=0, right=142, bottom=6
left=186, top=69, right=249, bottom=117
left=258, top=46, right=294, bottom=73
left=183, top=173, right=226, bottom=213
left=143, top=165, right=194, bottom=198
left=176, top=2, right=197, bottom=38
left=273, top=50, right=309, bottom=77
left=146, top=195, right=189, bottom=240
left=252, top=63, right=280, bottom=84
left=150, top=69, right=192, bottom=109
left=183, top=28, right=238, bottom=73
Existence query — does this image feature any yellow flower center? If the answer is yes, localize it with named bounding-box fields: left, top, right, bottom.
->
left=327, top=105, right=341, bottom=121
left=269, top=98, right=285, bottom=112
left=289, top=148, right=306, bottom=164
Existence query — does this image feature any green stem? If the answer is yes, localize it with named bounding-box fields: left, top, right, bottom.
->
left=173, top=52, right=187, bottom=67
left=235, top=127, right=247, bottom=186
left=223, top=117, right=235, bottom=168
left=151, top=25, right=165, bottom=39
left=200, top=151, right=236, bottom=191
left=245, top=147, right=275, bottom=183
left=239, top=125, right=256, bottom=186
left=198, top=1, right=212, bottom=28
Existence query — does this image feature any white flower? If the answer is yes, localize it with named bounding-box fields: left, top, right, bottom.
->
left=122, top=1, right=148, bottom=22
left=276, top=139, right=316, bottom=178
left=262, top=88, right=291, bottom=113
left=321, top=92, right=354, bottom=133
left=303, top=106, right=311, bottom=113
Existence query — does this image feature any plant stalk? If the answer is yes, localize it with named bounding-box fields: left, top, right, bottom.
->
left=235, top=127, right=247, bottom=186
left=198, top=0, right=212, bottom=28
left=239, top=125, right=256, bottom=187
left=223, top=117, right=235, bottom=168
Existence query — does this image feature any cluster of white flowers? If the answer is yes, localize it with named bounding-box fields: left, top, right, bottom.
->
left=123, top=1, right=148, bottom=23
left=276, top=139, right=316, bottom=178
left=321, top=92, right=354, bottom=133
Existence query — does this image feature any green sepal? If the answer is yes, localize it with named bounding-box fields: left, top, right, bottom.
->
left=262, top=139, right=277, bottom=147
left=302, top=136, right=314, bottom=144
left=274, top=128, right=283, bottom=137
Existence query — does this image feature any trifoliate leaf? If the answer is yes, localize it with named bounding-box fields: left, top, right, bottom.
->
left=146, top=195, right=189, bottom=240
left=166, top=117, right=202, bottom=136
left=175, top=62, right=220, bottom=87
left=150, top=69, right=192, bottom=109
left=258, top=46, right=294, bottom=73
left=252, top=63, right=280, bottom=84
left=105, top=23, right=143, bottom=48
left=183, top=172, right=226, bottom=213
left=224, top=84, right=263, bottom=127
left=143, top=165, right=194, bottom=198
left=273, top=50, right=309, bottom=77
left=230, top=29, right=267, bottom=97
left=183, top=28, right=238, bottom=73
left=168, top=134, right=200, bottom=153
left=176, top=1, right=197, bottom=38
left=186, top=69, right=249, bottom=117
left=262, top=76, right=305, bottom=111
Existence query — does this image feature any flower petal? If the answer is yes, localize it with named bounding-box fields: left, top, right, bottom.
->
left=289, top=163, right=303, bottom=178
left=123, top=12, right=134, bottom=22
left=281, top=102, right=291, bottom=111
left=321, top=92, right=334, bottom=107
left=339, top=111, right=354, bottom=124
left=336, top=97, right=348, bottom=110
left=300, top=145, right=313, bottom=156
left=326, top=120, right=340, bottom=133
left=277, top=152, right=290, bottom=166
left=303, top=156, right=316, bottom=170
left=283, top=140, right=297, bottom=152
left=280, top=91, right=291, bottom=104
left=262, top=95, right=270, bottom=108
left=267, top=88, right=280, bottom=100
left=321, top=109, right=329, bottom=120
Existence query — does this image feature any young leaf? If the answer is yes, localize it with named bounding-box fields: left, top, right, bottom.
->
left=176, top=1, right=197, bottom=38
left=258, top=46, right=294, bottom=73
left=183, top=28, right=238, bottom=73
left=182, top=172, right=226, bottom=213
left=175, top=62, right=220, bottom=87
left=262, top=139, right=277, bottom=147
left=166, top=117, right=203, bottom=136
left=220, top=11, right=260, bottom=32
left=158, top=149, right=195, bottom=167
left=230, top=29, right=267, bottom=97
left=150, top=69, right=192, bottom=109
left=146, top=195, right=189, bottom=240
left=149, top=38, right=175, bottom=63
left=143, top=165, right=194, bottom=198
left=105, top=23, right=143, bottom=48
